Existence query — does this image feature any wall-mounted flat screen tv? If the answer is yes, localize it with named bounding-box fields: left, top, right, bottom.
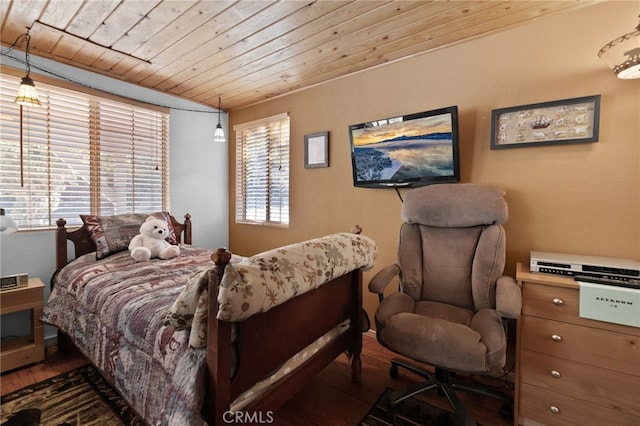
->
left=348, top=106, right=460, bottom=188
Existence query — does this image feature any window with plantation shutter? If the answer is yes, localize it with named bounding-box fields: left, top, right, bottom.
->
left=235, top=113, right=289, bottom=226
left=0, top=73, right=168, bottom=230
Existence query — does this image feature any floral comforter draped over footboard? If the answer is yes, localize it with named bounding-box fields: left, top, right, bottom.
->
left=218, top=232, right=377, bottom=321
left=41, top=247, right=217, bottom=426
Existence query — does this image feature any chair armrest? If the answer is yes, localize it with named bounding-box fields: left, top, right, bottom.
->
left=496, top=275, right=522, bottom=319
left=368, top=264, right=401, bottom=297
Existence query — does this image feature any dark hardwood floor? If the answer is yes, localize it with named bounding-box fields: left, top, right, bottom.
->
left=1, top=333, right=514, bottom=425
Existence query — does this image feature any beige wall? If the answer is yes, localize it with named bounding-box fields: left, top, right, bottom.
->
left=228, top=2, right=640, bottom=321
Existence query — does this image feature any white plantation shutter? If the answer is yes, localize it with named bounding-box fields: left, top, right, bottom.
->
left=0, top=73, right=168, bottom=230
left=235, top=113, right=289, bottom=226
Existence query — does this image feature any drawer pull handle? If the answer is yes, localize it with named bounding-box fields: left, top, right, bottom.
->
left=549, top=406, right=561, bottom=414
left=551, top=334, right=562, bottom=342
left=550, top=370, right=561, bottom=378
left=552, top=298, right=564, bottom=306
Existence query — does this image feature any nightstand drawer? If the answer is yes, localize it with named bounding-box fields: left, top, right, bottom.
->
left=520, top=315, right=640, bottom=376
left=519, top=383, right=639, bottom=426
left=519, top=349, right=640, bottom=417
left=0, top=284, right=43, bottom=315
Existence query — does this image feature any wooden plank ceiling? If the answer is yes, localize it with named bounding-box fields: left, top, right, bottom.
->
left=0, top=0, right=599, bottom=111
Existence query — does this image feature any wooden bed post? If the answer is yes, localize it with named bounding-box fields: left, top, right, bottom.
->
left=182, top=213, right=192, bottom=244
left=350, top=225, right=363, bottom=383
left=351, top=269, right=363, bottom=383
left=206, top=248, right=233, bottom=425
left=54, top=218, right=73, bottom=349
left=54, top=217, right=95, bottom=271
left=55, top=218, right=69, bottom=271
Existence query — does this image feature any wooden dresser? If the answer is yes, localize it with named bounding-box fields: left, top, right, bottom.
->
left=515, top=263, right=640, bottom=426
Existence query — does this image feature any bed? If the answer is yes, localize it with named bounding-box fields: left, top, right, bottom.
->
left=43, top=213, right=377, bottom=425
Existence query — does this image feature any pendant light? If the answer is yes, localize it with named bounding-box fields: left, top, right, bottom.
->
left=14, top=28, right=42, bottom=107
left=214, top=96, right=225, bottom=143
left=598, top=15, right=640, bottom=80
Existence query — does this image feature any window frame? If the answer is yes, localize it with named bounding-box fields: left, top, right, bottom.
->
left=234, top=113, right=290, bottom=227
left=0, top=66, right=170, bottom=231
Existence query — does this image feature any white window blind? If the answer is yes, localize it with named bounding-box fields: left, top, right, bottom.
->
left=0, top=73, right=169, bottom=230
left=235, top=113, right=289, bottom=226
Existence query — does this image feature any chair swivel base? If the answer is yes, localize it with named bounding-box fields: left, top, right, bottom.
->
left=386, top=358, right=513, bottom=426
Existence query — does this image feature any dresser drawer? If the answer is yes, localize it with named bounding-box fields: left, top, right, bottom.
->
left=522, top=282, right=640, bottom=334
left=519, top=383, right=639, bottom=426
left=520, top=315, right=640, bottom=376
left=517, top=265, right=640, bottom=426
left=519, top=350, right=640, bottom=417
left=522, top=282, right=579, bottom=322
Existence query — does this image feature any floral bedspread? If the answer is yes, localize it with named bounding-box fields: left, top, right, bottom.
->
left=165, top=233, right=377, bottom=349
left=41, top=246, right=218, bottom=426
left=42, top=233, right=377, bottom=425
left=218, top=232, right=377, bottom=321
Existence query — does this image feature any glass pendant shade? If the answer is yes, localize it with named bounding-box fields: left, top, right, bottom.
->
left=15, top=75, right=42, bottom=107
left=0, top=208, right=18, bottom=234
left=213, top=123, right=225, bottom=142
left=214, top=96, right=225, bottom=142
left=598, top=20, right=640, bottom=80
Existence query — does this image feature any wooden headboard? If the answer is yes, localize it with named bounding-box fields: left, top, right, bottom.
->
left=55, top=213, right=192, bottom=271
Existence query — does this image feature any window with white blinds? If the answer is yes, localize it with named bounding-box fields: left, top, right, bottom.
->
left=235, top=113, right=289, bottom=226
left=0, top=73, right=169, bottom=230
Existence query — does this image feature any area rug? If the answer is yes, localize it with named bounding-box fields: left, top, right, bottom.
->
left=360, top=387, right=458, bottom=426
left=1, top=364, right=144, bottom=426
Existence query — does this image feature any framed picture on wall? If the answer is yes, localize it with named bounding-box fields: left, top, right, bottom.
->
left=304, top=131, right=329, bottom=168
left=490, top=95, right=601, bottom=149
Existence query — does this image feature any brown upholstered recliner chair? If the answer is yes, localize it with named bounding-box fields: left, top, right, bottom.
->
left=369, top=183, right=522, bottom=426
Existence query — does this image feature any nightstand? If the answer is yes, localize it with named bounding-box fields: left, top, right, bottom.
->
left=0, top=277, right=45, bottom=372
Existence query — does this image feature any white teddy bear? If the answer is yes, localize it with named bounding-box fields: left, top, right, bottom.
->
left=128, top=216, right=180, bottom=262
